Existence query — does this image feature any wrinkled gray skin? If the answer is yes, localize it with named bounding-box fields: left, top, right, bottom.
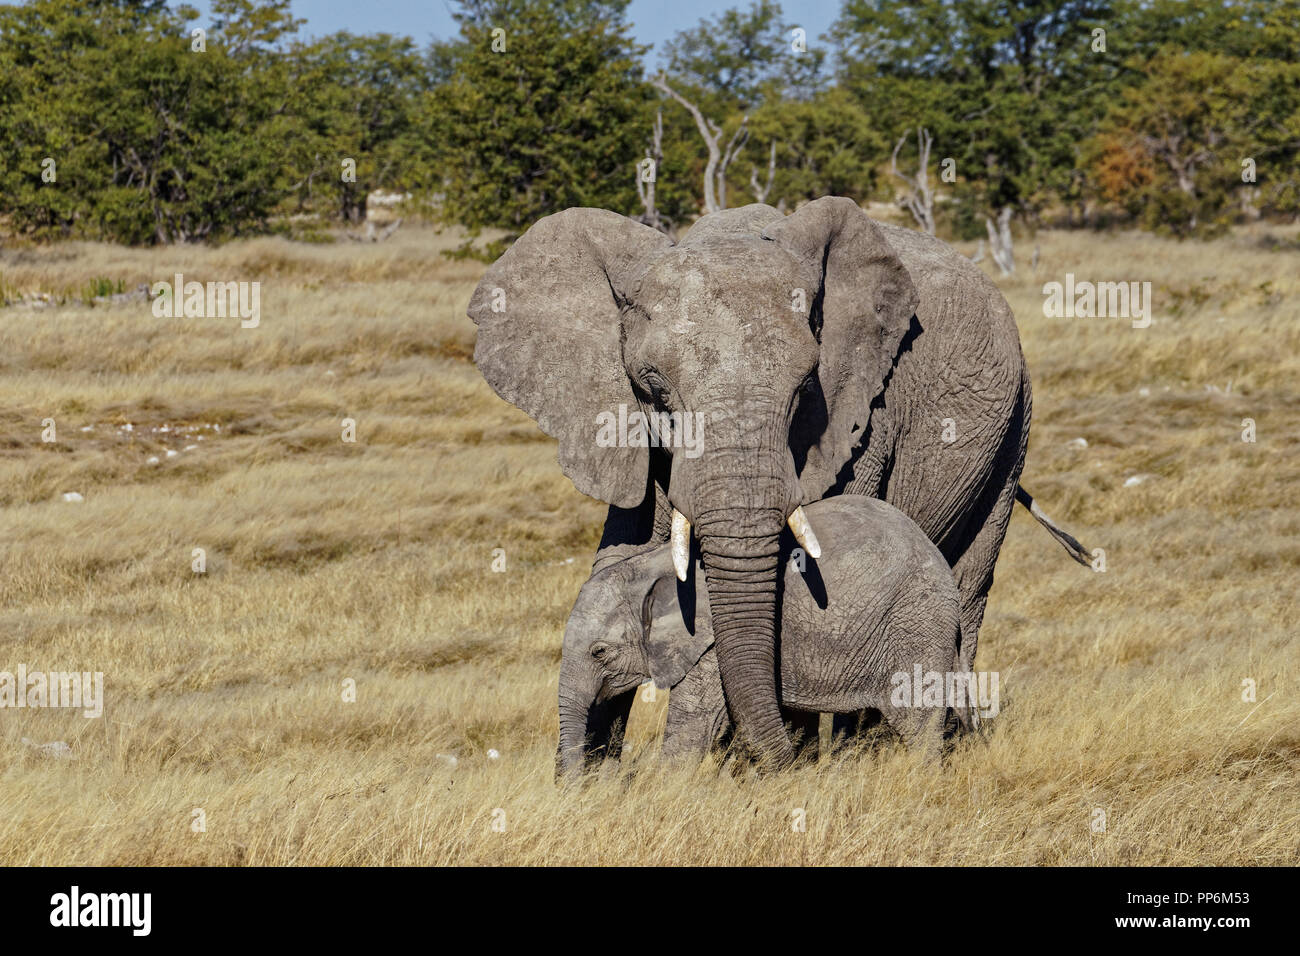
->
left=556, top=498, right=960, bottom=776
left=470, top=197, right=1081, bottom=769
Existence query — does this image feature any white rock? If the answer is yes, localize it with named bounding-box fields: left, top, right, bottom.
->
left=61, top=492, right=84, bottom=503
left=146, top=456, right=160, bottom=465
left=79, top=425, right=94, bottom=432
left=1138, top=387, right=1151, bottom=397
left=121, top=423, right=134, bottom=432
left=22, top=738, right=74, bottom=759
left=1123, top=474, right=1154, bottom=487
left=487, top=749, right=500, bottom=760
left=184, top=444, right=198, bottom=451
left=165, top=449, right=179, bottom=458
left=1067, top=437, right=1088, bottom=449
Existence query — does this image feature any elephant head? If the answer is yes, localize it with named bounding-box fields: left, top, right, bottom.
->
left=469, top=197, right=918, bottom=768
left=554, top=545, right=710, bottom=777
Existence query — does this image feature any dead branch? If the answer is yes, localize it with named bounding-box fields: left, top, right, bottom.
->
left=983, top=207, right=1015, bottom=275
left=653, top=74, right=747, bottom=215
left=750, top=140, right=777, bottom=204
left=890, top=127, right=936, bottom=235
left=635, top=108, right=673, bottom=236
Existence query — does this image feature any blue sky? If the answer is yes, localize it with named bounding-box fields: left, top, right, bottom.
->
left=183, top=0, right=842, bottom=64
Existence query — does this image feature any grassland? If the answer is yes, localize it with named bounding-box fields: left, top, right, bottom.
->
left=0, top=218, right=1296, bottom=865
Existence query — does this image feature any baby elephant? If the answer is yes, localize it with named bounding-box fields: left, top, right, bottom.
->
left=556, top=497, right=964, bottom=776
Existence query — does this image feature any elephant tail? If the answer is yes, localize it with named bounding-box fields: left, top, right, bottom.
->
left=1014, top=485, right=1091, bottom=567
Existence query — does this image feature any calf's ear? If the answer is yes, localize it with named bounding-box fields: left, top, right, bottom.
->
left=641, top=575, right=713, bottom=690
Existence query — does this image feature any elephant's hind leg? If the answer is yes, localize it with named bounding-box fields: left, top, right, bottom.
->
left=948, top=375, right=1029, bottom=678
left=830, top=709, right=882, bottom=752
left=880, top=703, right=944, bottom=764
left=950, top=471, right=1018, bottom=676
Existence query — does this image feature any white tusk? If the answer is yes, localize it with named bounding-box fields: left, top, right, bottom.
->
left=787, top=506, right=821, bottom=559
left=671, top=509, right=692, bottom=582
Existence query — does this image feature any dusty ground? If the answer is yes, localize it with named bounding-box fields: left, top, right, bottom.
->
left=0, top=220, right=1296, bottom=864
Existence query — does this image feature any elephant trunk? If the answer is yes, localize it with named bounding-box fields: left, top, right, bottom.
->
left=556, top=691, right=590, bottom=779
left=696, top=501, right=794, bottom=769
left=556, top=662, right=634, bottom=780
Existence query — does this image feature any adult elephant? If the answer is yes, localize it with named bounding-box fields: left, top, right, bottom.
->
left=468, top=198, right=1086, bottom=770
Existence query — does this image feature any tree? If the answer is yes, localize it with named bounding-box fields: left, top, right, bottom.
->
left=633, top=108, right=673, bottom=235
left=661, top=0, right=797, bottom=113
left=1088, top=50, right=1300, bottom=235
left=0, top=0, right=303, bottom=243
left=1089, top=1, right=1300, bottom=230
left=746, top=87, right=883, bottom=208
left=429, top=0, right=650, bottom=255
left=890, top=127, right=936, bottom=234
left=651, top=74, right=749, bottom=214
left=655, top=1, right=828, bottom=216
left=288, top=32, right=434, bottom=223
left=834, top=0, right=1116, bottom=265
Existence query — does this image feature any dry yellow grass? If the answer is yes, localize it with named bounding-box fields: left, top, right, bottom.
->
left=1, top=220, right=1296, bottom=865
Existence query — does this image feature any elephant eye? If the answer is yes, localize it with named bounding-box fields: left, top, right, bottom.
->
left=591, top=642, right=610, bottom=659
left=796, top=372, right=819, bottom=404
left=638, top=371, right=674, bottom=410
left=789, top=372, right=817, bottom=417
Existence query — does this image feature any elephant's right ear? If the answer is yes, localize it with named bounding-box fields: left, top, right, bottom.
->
left=761, top=197, right=918, bottom=501
left=469, top=208, right=674, bottom=509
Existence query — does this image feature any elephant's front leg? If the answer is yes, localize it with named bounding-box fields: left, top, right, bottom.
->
left=830, top=709, right=882, bottom=752
left=781, top=708, right=820, bottom=762
left=662, top=649, right=730, bottom=763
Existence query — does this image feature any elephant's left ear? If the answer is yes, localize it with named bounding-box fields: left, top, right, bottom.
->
left=762, top=197, right=919, bottom=500
left=641, top=575, right=713, bottom=690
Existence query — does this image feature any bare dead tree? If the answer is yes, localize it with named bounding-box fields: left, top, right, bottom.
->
left=635, top=108, right=674, bottom=236
left=1238, top=184, right=1261, bottom=221
left=653, top=75, right=721, bottom=213
left=750, top=140, right=776, bottom=204
left=969, top=239, right=985, bottom=263
left=716, top=117, right=749, bottom=210
left=984, top=206, right=1015, bottom=275
left=652, top=75, right=748, bottom=215
left=889, top=127, right=936, bottom=235
left=345, top=218, right=402, bottom=242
